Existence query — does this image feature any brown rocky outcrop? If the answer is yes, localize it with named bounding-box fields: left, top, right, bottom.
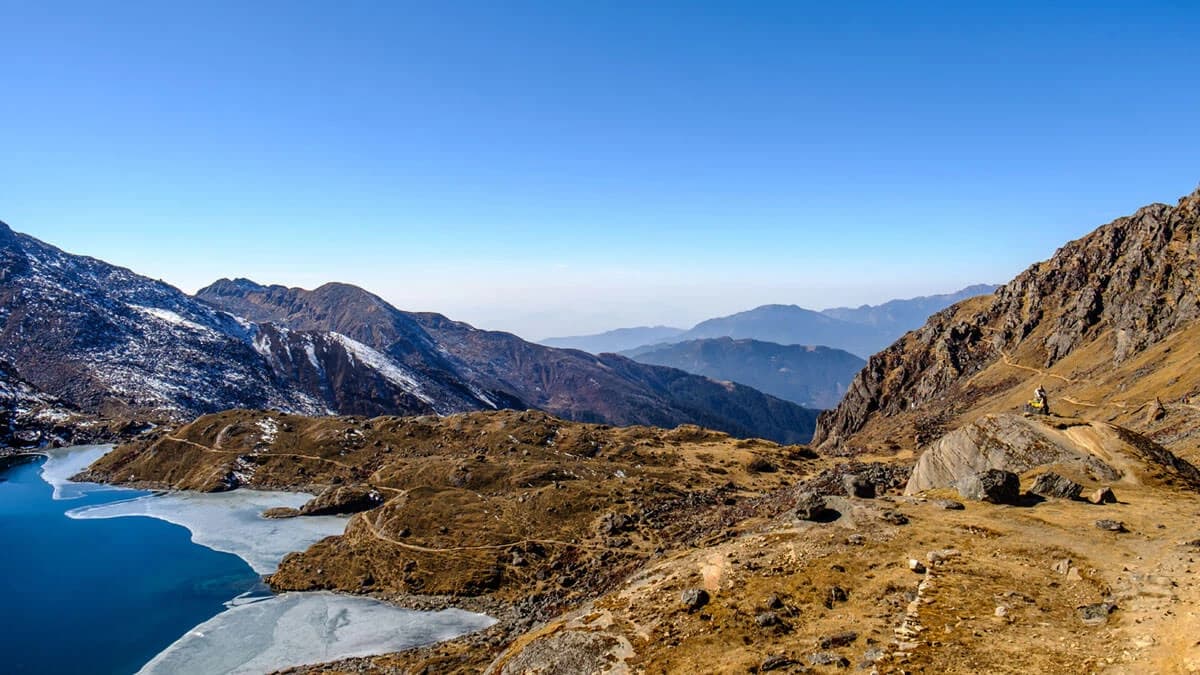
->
left=814, top=188, right=1200, bottom=450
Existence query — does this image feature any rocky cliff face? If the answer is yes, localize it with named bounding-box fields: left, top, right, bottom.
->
left=813, top=187, right=1200, bottom=449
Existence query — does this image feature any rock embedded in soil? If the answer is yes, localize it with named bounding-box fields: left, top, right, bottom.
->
left=818, top=631, right=858, bottom=649
left=934, top=498, right=965, bottom=510
left=298, top=485, right=384, bottom=516
left=1088, top=486, right=1117, bottom=505
left=1076, top=602, right=1117, bottom=625
left=824, top=586, right=849, bottom=608
left=794, top=492, right=833, bottom=521
left=681, top=588, right=710, bottom=612
left=957, top=469, right=1021, bottom=504
left=760, top=655, right=795, bottom=671
left=1029, top=472, right=1084, bottom=500
left=1095, top=519, right=1127, bottom=532
left=842, top=474, right=875, bottom=498
left=755, top=611, right=781, bottom=628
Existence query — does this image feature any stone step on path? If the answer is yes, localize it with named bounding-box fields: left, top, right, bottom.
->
left=883, top=549, right=961, bottom=668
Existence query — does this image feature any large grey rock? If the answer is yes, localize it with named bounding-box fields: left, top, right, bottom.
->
left=842, top=473, right=876, bottom=498
left=1029, top=472, right=1084, bottom=500
left=299, top=485, right=385, bottom=516
left=957, top=469, right=1021, bottom=504
left=904, top=415, right=1120, bottom=495
left=793, top=492, right=834, bottom=521
left=680, top=588, right=709, bottom=612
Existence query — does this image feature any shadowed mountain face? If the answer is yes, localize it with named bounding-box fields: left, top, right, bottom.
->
left=813, top=187, right=1200, bottom=454
left=198, top=281, right=820, bottom=443
left=621, top=338, right=865, bottom=409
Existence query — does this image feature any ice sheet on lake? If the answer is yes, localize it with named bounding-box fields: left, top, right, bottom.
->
left=67, top=489, right=349, bottom=574
left=38, top=444, right=124, bottom=500
left=138, top=592, right=497, bottom=675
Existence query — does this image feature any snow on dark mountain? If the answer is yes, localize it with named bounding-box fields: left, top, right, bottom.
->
left=0, top=222, right=818, bottom=444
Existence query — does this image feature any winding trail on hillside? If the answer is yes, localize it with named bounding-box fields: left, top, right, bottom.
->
left=162, top=435, right=357, bottom=470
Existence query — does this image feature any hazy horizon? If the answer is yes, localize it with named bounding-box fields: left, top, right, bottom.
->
left=4, top=2, right=1198, bottom=338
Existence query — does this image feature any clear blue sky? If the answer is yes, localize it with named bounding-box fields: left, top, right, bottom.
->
left=2, top=1, right=1197, bottom=339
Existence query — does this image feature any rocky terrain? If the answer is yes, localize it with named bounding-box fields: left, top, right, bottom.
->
left=83, top=409, right=819, bottom=615
left=622, top=338, right=865, bottom=409
left=0, top=222, right=818, bottom=446
left=49, top=189, right=1200, bottom=673
left=82, top=406, right=1200, bottom=674
left=814, top=186, right=1200, bottom=462
left=199, top=279, right=819, bottom=444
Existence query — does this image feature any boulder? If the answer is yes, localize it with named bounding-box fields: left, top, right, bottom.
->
left=747, top=457, right=777, bottom=473
left=842, top=474, right=876, bottom=499
left=262, top=506, right=301, bottom=519
left=904, top=415, right=1120, bottom=495
left=957, top=469, right=1021, bottom=504
left=1148, top=398, right=1167, bottom=422
left=680, top=588, right=709, bottom=612
left=793, top=492, right=834, bottom=521
left=760, top=655, right=794, bottom=672
left=818, top=631, right=858, bottom=649
left=1029, top=472, right=1084, bottom=500
left=299, top=485, right=385, bottom=516
left=824, top=586, right=849, bottom=608
left=1087, top=486, right=1117, bottom=504
left=1076, top=602, right=1116, bottom=625
left=755, top=611, right=781, bottom=628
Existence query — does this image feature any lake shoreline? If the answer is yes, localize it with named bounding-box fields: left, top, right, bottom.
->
left=29, top=447, right=506, bottom=672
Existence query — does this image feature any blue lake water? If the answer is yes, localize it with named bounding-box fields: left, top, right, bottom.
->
left=0, top=447, right=497, bottom=675
left=0, top=453, right=261, bottom=675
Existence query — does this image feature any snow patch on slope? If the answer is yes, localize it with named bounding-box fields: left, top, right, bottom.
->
left=328, top=333, right=435, bottom=405
left=129, top=305, right=214, bottom=334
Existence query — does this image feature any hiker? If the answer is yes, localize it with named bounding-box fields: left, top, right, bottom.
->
left=1034, top=385, right=1048, bottom=413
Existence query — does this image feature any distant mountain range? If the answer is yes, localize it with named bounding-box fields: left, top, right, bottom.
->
left=0, top=221, right=818, bottom=446
left=621, top=338, right=865, bottom=409
left=542, top=326, right=686, bottom=354
left=541, top=285, right=999, bottom=358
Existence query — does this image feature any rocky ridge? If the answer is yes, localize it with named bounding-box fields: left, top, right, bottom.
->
left=814, top=187, right=1200, bottom=456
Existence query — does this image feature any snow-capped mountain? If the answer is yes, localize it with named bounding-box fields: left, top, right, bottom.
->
left=0, top=221, right=496, bottom=432
left=0, top=221, right=818, bottom=445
